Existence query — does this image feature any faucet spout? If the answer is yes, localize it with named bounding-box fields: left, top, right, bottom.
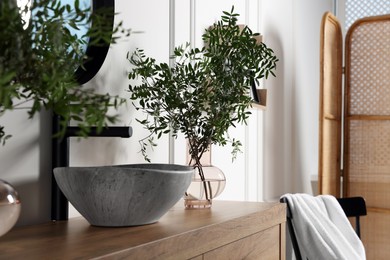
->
left=65, top=126, right=133, bottom=138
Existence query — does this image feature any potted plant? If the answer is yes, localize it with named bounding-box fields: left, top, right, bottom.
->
left=128, top=7, right=278, bottom=206
left=0, top=0, right=129, bottom=144
left=0, top=0, right=132, bottom=228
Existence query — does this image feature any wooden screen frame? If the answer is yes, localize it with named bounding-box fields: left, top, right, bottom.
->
left=318, top=12, right=343, bottom=196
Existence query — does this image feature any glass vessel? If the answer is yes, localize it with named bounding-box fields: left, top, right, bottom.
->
left=184, top=146, right=226, bottom=209
left=0, top=179, right=21, bottom=237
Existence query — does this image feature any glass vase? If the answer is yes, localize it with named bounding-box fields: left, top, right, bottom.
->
left=0, top=179, right=21, bottom=237
left=184, top=165, right=226, bottom=209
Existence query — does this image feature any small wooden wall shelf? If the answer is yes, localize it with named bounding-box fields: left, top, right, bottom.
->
left=252, top=89, right=267, bottom=110
left=0, top=200, right=285, bottom=259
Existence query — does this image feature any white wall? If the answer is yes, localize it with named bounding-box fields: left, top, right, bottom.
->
left=262, top=0, right=334, bottom=201
left=0, top=109, right=52, bottom=225
left=70, top=0, right=171, bottom=167
left=0, top=0, right=334, bottom=225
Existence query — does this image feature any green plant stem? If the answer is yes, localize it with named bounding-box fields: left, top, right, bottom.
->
left=188, top=140, right=211, bottom=201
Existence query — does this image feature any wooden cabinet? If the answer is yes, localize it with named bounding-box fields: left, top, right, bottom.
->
left=203, top=225, right=282, bottom=259
left=0, top=201, right=285, bottom=259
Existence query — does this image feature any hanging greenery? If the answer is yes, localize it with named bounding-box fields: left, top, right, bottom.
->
left=0, top=0, right=130, bottom=144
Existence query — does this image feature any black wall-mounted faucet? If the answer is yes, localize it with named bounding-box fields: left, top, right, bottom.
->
left=51, top=115, right=133, bottom=221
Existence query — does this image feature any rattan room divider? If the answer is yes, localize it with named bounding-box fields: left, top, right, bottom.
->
left=319, top=12, right=390, bottom=259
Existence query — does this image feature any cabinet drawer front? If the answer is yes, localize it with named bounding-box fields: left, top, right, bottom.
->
left=203, top=225, right=280, bottom=260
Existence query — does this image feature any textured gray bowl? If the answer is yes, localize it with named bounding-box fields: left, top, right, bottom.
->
left=53, top=164, right=193, bottom=227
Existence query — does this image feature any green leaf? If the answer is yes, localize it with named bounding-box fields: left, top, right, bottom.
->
left=127, top=5, right=277, bottom=166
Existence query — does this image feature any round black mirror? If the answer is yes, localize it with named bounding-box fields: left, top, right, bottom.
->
left=73, top=0, right=114, bottom=85
left=17, top=0, right=114, bottom=85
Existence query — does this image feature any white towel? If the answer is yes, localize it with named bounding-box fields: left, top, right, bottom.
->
left=282, top=193, right=366, bottom=260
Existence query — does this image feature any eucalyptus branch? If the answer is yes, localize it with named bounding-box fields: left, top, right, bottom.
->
left=128, top=6, right=278, bottom=187
left=3, top=98, right=34, bottom=109
left=138, top=132, right=156, bottom=162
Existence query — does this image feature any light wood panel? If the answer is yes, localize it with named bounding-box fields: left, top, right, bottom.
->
left=203, top=225, right=280, bottom=260
left=0, top=201, right=286, bottom=259
left=280, top=222, right=286, bottom=260
left=360, top=210, right=390, bottom=259
left=344, top=14, right=390, bottom=260
left=318, top=12, right=343, bottom=196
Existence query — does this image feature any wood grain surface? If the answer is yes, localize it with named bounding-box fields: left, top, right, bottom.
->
left=0, top=200, right=285, bottom=259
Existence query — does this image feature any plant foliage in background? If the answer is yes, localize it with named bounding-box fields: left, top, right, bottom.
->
left=0, top=0, right=129, bottom=145
left=128, top=7, right=278, bottom=188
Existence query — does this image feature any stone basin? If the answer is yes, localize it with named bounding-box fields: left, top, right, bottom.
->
left=53, top=164, right=194, bottom=227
